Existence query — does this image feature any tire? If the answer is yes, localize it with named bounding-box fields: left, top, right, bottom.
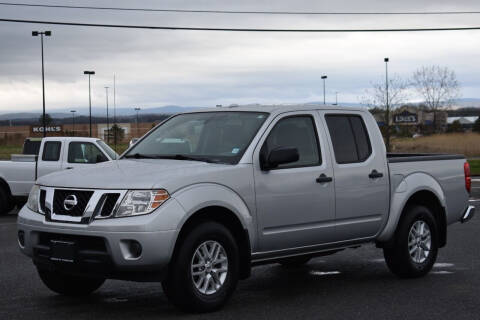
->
left=162, top=221, right=240, bottom=313
left=383, top=205, right=438, bottom=278
left=37, top=268, right=105, bottom=296
left=278, top=255, right=311, bottom=267
left=0, top=186, right=14, bottom=215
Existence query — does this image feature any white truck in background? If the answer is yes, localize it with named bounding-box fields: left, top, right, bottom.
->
left=0, top=137, right=117, bottom=214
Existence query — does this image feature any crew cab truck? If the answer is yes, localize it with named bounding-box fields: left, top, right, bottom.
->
left=17, top=105, right=474, bottom=313
left=0, top=137, right=117, bottom=214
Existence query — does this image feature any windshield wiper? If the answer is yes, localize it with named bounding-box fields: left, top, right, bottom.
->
left=124, top=153, right=158, bottom=159
left=154, top=154, right=220, bottom=163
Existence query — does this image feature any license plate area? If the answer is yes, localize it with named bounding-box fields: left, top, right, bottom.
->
left=50, top=240, right=76, bottom=263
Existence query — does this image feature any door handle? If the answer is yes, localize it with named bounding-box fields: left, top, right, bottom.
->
left=369, top=169, right=383, bottom=179
left=316, top=174, right=333, bottom=183
left=65, top=167, right=73, bottom=170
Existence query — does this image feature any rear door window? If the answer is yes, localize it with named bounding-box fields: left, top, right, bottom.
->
left=42, top=141, right=61, bottom=161
left=325, top=114, right=372, bottom=164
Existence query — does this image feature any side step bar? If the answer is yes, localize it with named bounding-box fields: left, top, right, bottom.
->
left=461, top=205, right=475, bottom=223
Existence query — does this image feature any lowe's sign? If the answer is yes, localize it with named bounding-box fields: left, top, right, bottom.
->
left=394, top=111, right=418, bottom=124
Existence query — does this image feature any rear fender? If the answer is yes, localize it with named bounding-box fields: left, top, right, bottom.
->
left=377, top=172, right=446, bottom=243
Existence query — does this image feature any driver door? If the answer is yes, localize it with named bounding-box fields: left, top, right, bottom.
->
left=253, top=111, right=336, bottom=252
left=62, top=141, right=109, bottom=170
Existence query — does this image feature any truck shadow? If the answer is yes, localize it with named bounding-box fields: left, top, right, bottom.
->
left=32, top=257, right=436, bottom=319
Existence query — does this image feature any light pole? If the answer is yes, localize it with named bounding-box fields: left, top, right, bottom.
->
left=105, top=86, right=109, bottom=143
left=70, top=110, right=76, bottom=136
left=113, top=74, right=117, bottom=153
left=321, top=75, right=327, bottom=105
left=32, top=30, right=51, bottom=137
left=83, top=71, right=95, bottom=137
left=333, top=92, right=339, bottom=105
left=384, top=57, right=391, bottom=152
left=134, top=107, right=141, bottom=137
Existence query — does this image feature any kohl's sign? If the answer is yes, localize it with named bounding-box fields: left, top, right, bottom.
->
left=31, top=126, right=63, bottom=133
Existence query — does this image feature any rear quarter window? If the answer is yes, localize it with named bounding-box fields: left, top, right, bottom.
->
left=42, top=141, right=62, bottom=161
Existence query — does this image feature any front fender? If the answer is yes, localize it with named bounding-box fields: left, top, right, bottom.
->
left=377, top=172, right=446, bottom=242
left=172, top=183, right=255, bottom=245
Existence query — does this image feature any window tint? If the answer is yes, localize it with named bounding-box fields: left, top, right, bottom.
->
left=68, top=142, right=108, bottom=164
left=325, top=114, right=372, bottom=164
left=42, top=141, right=61, bottom=161
left=262, top=116, right=321, bottom=168
left=350, top=116, right=372, bottom=161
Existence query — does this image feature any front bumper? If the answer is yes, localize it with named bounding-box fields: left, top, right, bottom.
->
left=17, top=204, right=181, bottom=282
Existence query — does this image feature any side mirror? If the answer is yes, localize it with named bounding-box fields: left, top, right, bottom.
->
left=261, top=147, right=299, bottom=170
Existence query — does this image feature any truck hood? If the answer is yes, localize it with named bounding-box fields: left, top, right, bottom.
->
left=36, top=159, right=230, bottom=191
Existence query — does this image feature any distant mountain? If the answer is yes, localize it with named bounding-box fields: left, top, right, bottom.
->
left=0, top=105, right=200, bottom=121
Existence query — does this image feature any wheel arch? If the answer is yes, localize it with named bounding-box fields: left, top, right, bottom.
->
left=377, top=173, right=447, bottom=247
left=170, top=184, right=254, bottom=279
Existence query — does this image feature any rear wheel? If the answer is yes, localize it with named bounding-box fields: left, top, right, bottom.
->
left=0, top=186, right=14, bottom=215
left=162, top=221, right=239, bottom=313
left=383, top=205, right=438, bottom=278
left=37, top=268, right=105, bottom=296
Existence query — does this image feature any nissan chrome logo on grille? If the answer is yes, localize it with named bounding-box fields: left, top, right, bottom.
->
left=63, top=194, right=78, bottom=211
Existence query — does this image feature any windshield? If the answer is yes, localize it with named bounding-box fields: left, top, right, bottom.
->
left=97, top=140, right=119, bottom=160
left=124, top=111, right=268, bottom=164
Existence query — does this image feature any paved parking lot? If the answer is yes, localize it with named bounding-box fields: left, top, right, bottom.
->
left=1, top=184, right=479, bottom=319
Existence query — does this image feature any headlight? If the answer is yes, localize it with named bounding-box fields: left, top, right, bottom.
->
left=27, top=184, right=40, bottom=213
left=114, top=190, right=169, bottom=218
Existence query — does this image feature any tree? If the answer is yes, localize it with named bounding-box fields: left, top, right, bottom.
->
left=361, top=74, right=409, bottom=152
left=110, top=124, right=125, bottom=142
left=473, top=118, right=480, bottom=133
left=38, top=113, right=53, bottom=126
left=447, top=120, right=463, bottom=133
left=411, top=65, right=460, bottom=132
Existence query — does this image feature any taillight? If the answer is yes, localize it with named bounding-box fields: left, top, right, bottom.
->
left=464, top=162, right=471, bottom=193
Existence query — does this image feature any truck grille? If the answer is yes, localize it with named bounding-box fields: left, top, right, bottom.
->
left=98, top=193, right=121, bottom=218
left=53, top=189, right=94, bottom=217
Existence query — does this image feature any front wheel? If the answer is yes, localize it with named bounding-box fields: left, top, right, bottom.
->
left=162, top=222, right=240, bottom=313
left=37, top=268, right=105, bottom=296
left=383, top=205, right=438, bottom=278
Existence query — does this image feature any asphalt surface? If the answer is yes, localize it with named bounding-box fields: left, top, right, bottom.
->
left=1, top=184, right=479, bottom=320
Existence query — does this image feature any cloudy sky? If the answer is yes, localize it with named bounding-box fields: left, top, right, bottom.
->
left=1, top=0, right=480, bottom=113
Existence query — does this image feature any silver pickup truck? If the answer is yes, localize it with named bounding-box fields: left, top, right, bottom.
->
left=0, top=137, right=117, bottom=214
left=17, top=105, right=474, bottom=313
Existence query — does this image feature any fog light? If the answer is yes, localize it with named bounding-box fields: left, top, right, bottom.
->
left=120, top=240, right=142, bottom=260
left=18, top=231, right=25, bottom=248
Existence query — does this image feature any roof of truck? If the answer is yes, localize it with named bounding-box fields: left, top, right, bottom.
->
left=183, top=104, right=366, bottom=114
left=40, top=137, right=102, bottom=142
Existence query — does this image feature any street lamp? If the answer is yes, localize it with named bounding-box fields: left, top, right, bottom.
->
left=105, top=86, right=109, bottom=143
left=321, top=75, right=328, bottom=105
left=134, top=107, right=141, bottom=137
left=32, top=30, right=51, bottom=137
left=384, top=57, right=391, bottom=152
left=333, top=92, right=339, bottom=105
left=83, top=70, right=95, bottom=137
left=70, top=110, right=76, bottom=136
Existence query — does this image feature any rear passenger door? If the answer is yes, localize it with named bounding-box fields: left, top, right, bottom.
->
left=321, top=111, right=389, bottom=241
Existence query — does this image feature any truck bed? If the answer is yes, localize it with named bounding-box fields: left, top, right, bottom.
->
left=387, top=153, right=464, bottom=163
